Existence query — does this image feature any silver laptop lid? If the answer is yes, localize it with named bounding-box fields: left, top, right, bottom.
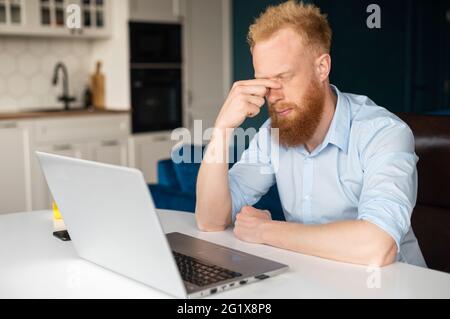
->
left=36, top=151, right=187, bottom=298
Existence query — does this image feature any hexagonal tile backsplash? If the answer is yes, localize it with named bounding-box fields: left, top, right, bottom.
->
left=0, top=37, right=93, bottom=112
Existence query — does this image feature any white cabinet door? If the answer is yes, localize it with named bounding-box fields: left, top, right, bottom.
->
left=129, top=0, right=180, bottom=22
left=89, top=139, right=128, bottom=166
left=31, top=142, right=86, bottom=210
left=71, top=0, right=112, bottom=38
left=0, top=0, right=111, bottom=38
left=182, top=0, right=231, bottom=131
left=0, top=122, right=31, bottom=214
left=129, top=132, right=175, bottom=183
left=0, top=0, right=25, bottom=26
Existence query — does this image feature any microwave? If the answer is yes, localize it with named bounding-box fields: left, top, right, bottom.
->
left=129, top=22, right=182, bottom=64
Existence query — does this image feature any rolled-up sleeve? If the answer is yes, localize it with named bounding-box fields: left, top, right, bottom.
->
left=228, top=121, right=276, bottom=222
left=357, top=118, right=418, bottom=252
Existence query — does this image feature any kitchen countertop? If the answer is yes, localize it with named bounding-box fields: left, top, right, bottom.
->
left=0, top=109, right=130, bottom=121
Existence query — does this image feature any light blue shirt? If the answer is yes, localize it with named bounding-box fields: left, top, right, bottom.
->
left=228, top=85, right=427, bottom=267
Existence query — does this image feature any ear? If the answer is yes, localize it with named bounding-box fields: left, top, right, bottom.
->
left=315, top=54, right=331, bottom=82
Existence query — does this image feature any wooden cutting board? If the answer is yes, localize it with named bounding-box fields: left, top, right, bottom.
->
left=91, top=61, right=105, bottom=109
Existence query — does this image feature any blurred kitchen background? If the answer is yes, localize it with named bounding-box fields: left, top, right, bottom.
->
left=0, top=0, right=448, bottom=215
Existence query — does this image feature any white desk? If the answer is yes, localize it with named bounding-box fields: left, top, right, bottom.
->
left=0, top=210, right=449, bottom=299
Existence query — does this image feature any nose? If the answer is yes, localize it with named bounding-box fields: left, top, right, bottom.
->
left=266, top=87, right=284, bottom=105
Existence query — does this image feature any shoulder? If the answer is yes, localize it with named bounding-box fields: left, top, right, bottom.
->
left=343, top=92, right=415, bottom=155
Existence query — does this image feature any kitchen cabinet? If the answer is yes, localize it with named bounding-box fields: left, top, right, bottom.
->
left=0, top=112, right=190, bottom=214
left=129, top=0, right=180, bottom=23
left=0, top=0, right=111, bottom=38
left=89, top=138, right=128, bottom=166
left=31, top=137, right=129, bottom=210
left=30, top=141, right=86, bottom=211
left=0, top=120, right=31, bottom=215
left=67, top=0, right=111, bottom=38
left=0, top=0, right=24, bottom=26
left=128, top=132, right=175, bottom=183
left=0, top=113, right=130, bottom=213
left=30, top=114, right=130, bottom=210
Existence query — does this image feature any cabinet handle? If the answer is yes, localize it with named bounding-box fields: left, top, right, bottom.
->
left=0, top=122, right=18, bottom=129
left=153, top=136, right=169, bottom=142
left=53, top=144, right=73, bottom=151
left=101, top=140, right=119, bottom=147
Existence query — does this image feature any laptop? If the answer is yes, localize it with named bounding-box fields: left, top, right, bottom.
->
left=36, top=152, right=288, bottom=298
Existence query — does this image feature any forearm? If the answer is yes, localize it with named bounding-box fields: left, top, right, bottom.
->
left=195, top=128, right=234, bottom=231
left=260, top=220, right=397, bottom=266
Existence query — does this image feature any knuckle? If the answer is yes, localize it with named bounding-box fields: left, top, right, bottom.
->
left=232, top=81, right=242, bottom=89
left=258, top=86, right=268, bottom=95
left=234, top=85, right=243, bottom=94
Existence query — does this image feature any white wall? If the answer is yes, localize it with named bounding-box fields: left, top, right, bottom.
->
left=90, top=0, right=130, bottom=110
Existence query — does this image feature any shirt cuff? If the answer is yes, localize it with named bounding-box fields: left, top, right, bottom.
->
left=357, top=203, right=409, bottom=253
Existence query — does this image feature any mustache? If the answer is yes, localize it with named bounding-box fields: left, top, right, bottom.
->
left=269, top=102, right=298, bottom=112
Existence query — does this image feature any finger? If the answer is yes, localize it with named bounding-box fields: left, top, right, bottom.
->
left=235, top=213, right=252, bottom=225
left=241, top=206, right=263, bottom=216
left=236, top=212, right=249, bottom=222
left=235, top=85, right=268, bottom=97
left=234, top=79, right=281, bottom=90
left=234, top=220, right=252, bottom=232
left=245, top=95, right=265, bottom=107
left=263, top=210, right=271, bottom=218
left=245, top=104, right=261, bottom=118
left=233, top=226, right=245, bottom=240
left=239, top=206, right=253, bottom=214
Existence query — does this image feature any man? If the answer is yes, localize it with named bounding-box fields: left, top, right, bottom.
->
left=195, top=1, right=426, bottom=267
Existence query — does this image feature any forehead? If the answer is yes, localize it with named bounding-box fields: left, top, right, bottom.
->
left=252, top=27, right=307, bottom=78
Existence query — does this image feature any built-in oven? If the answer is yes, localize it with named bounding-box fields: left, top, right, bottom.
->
left=131, top=68, right=182, bottom=133
left=129, top=22, right=182, bottom=133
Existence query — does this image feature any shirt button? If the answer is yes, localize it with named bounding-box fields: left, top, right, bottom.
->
left=304, top=195, right=311, bottom=201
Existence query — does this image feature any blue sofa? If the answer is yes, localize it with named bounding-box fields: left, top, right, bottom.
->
left=148, top=144, right=285, bottom=221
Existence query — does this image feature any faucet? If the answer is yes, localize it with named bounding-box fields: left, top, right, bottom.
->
left=52, top=62, right=76, bottom=111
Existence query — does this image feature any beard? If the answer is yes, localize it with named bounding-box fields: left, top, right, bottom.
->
left=269, top=79, right=325, bottom=148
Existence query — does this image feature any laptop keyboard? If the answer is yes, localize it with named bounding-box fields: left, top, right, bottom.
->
left=173, top=251, right=242, bottom=287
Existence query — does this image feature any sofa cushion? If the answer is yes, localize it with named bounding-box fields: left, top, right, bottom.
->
left=148, top=184, right=196, bottom=213
left=173, top=161, right=201, bottom=194
left=411, top=204, right=450, bottom=273
left=397, top=114, right=450, bottom=209
left=157, top=159, right=181, bottom=190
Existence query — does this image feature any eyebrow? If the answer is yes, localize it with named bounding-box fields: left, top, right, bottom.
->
left=254, top=70, right=292, bottom=79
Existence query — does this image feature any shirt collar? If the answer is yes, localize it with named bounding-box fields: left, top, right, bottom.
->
left=300, top=85, right=350, bottom=157
left=319, top=85, right=351, bottom=154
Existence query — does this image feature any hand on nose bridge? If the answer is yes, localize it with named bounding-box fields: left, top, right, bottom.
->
left=266, top=85, right=283, bottom=103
